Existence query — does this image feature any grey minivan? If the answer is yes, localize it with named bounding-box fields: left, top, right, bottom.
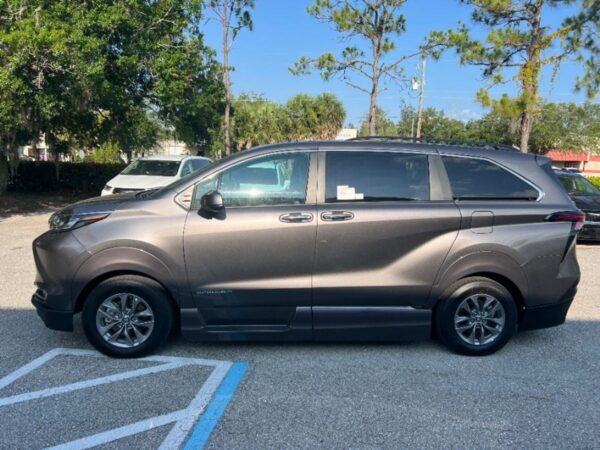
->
left=32, top=140, right=582, bottom=357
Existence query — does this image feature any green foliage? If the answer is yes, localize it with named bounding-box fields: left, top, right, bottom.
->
left=153, top=42, right=225, bottom=153
left=88, top=142, right=122, bottom=164
left=291, top=0, right=426, bottom=135
left=284, top=93, right=346, bottom=140
left=364, top=101, right=599, bottom=154
left=0, top=0, right=225, bottom=181
left=529, top=102, right=600, bottom=153
left=231, top=92, right=346, bottom=150
left=563, top=0, right=600, bottom=99
left=440, top=0, right=596, bottom=151
left=358, top=108, right=398, bottom=136
left=209, top=1, right=255, bottom=38
left=395, top=104, right=470, bottom=141
left=588, top=177, right=600, bottom=190
left=232, top=94, right=287, bottom=149
left=10, top=161, right=125, bottom=193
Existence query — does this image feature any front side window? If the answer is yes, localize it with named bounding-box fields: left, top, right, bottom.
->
left=180, top=160, right=194, bottom=177
left=325, top=151, right=430, bottom=202
left=192, top=152, right=310, bottom=208
left=442, top=156, right=539, bottom=200
left=181, top=159, right=210, bottom=177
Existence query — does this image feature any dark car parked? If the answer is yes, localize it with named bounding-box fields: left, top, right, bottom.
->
left=555, top=169, right=600, bottom=241
left=32, top=140, right=582, bottom=357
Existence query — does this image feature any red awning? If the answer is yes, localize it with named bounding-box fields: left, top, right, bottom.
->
left=546, top=150, right=588, bottom=162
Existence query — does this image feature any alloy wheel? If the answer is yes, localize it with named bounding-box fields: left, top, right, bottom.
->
left=453, top=293, right=505, bottom=346
left=95, top=293, right=155, bottom=348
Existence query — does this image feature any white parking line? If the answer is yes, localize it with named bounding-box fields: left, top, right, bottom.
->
left=0, top=348, right=240, bottom=449
left=0, top=361, right=187, bottom=407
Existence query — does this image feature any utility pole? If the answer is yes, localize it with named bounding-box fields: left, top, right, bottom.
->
left=416, top=50, right=427, bottom=140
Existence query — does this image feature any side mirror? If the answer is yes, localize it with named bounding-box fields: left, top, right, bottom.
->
left=199, top=190, right=224, bottom=217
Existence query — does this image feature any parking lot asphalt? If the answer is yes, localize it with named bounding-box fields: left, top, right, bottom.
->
left=1, top=211, right=599, bottom=449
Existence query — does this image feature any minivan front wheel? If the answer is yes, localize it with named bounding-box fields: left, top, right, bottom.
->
left=435, top=277, right=517, bottom=356
left=82, top=275, right=174, bottom=358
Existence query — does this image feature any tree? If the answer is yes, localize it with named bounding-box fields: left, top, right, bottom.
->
left=358, top=107, right=397, bottom=136
left=463, top=111, right=517, bottom=146
left=0, top=67, right=33, bottom=194
left=208, top=0, right=254, bottom=157
left=396, top=104, right=468, bottom=141
left=231, top=93, right=346, bottom=149
left=153, top=42, right=225, bottom=155
left=447, top=0, right=598, bottom=153
left=284, top=93, right=346, bottom=140
left=231, top=94, right=286, bottom=149
left=564, top=0, right=599, bottom=99
left=0, top=0, right=225, bottom=193
left=529, top=102, right=600, bottom=153
left=291, top=0, right=438, bottom=135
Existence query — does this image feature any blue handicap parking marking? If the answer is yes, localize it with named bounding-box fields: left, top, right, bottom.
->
left=183, top=362, right=249, bottom=450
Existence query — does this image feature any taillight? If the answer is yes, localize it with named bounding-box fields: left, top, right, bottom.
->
left=545, top=211, right=585, bottom=232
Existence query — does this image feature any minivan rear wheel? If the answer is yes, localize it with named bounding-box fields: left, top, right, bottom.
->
left=82, top=275, right=173, bottom=358
left=435, top=277, right=517, bottom=356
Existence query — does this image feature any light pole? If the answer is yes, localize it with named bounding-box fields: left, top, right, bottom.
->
left=416, top=50, right=427, bottom=140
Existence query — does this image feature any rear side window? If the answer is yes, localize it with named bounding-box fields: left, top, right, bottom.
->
left=325, top=151, right=430, bottom=202
left=442, top=156, right=539, bottom=200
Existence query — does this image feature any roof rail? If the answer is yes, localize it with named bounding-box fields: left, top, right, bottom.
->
left=347, top=135, right=520, bottom=152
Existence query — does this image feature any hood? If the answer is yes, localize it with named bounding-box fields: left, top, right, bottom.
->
left=569, top=194, right=600, bottom=212
left=107, top=174, right=176, bottom=190
left=55, top=192, right=138, bottom=217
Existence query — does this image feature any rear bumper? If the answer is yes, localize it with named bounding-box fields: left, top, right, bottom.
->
left=32, top=290, right=74, bottom=332
left=579, top=223, right=600, bottom=241
left=520, top=287, right=576, bottom=331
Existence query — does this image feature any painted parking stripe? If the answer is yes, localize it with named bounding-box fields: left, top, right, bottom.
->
left=0, top=348, right=247, bottom=449
left=0, top=361, right=186, bottom=407
left=0, top=348, right=63, bottom=390
left=182, top=362, right=249, bottom=450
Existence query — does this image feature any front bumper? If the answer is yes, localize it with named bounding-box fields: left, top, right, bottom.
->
left=32, top=290, right=74, bottom=332
left=31, top=230, right=90, bottom=331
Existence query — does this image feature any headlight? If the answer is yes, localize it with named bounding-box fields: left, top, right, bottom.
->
left=103, top=185, right=113, bottom=192
left=49, top=211, right=111, bottom=232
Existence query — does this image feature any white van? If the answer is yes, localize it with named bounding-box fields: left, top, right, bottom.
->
left=101, top=155, right=211, bottom=196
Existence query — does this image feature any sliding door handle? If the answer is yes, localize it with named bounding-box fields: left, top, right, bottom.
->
left=279, top=212, right=314, bottom=223
left=321, top=211, right=355, bottom=221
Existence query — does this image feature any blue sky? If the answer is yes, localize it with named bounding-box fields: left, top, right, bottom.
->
left=201, top=0, right=590, bottom=127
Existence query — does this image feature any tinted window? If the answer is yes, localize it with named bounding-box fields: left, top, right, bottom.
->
left=190, top=159, right=210, bottom=171
left=558, top=174, right=600, bottom=196
left=181, top=159, right=210, bottom=177
left=442, top=156, right=538, bottom=200
left=192, top=153, right=309, bottom=208
left=121, top=160, right=181, bottom=176
left=325, top=151, right=429, bottom=202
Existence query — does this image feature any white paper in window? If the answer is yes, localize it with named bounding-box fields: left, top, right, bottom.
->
left=337, top=185, right=363, bottom=200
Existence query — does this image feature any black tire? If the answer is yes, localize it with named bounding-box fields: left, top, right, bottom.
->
left=82, top=275, right=174, bottom=358
left=434, top=277, right=517, bottom=356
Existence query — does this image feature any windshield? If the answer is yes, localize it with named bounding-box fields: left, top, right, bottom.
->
left=153, top=152, right=240, bottom=196
left=121, top=160, right=181, bottom=177
left=559, top=174, right=600, bottom=196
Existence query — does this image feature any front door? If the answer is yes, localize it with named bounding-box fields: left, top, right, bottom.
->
left=312, top=149, right=461, bottom=340
left=183, top=151, right=317, bottom=339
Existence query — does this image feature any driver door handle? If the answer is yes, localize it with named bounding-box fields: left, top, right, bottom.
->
left=279, top=212, right=314, bottom=223
left=321, top=211, right=355, bottom=221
